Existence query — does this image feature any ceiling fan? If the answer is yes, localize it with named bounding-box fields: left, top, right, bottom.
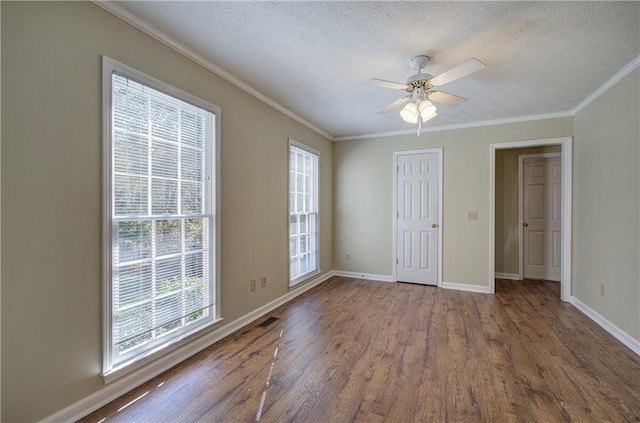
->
left=373, top=55, right=486, bottom=134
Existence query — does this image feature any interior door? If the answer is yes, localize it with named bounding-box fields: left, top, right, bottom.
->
left=396, top=152, right=439, bottom=285
left=523, top=156, right=561, bottom=281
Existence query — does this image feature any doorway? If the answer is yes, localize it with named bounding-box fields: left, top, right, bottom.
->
left=489, top=137, right=572, bottom=301
left=393, top=149, right=442, bottom=286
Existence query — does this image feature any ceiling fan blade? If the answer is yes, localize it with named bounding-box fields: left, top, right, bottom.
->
left=428, top=91, right=467, bottom=106
left=371, top=78, right=409, bottom=90
left=428, top=58, right=486, bottom=87
left=378, top=95, right=411, bottom=113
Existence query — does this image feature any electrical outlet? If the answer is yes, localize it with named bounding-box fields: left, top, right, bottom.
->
left=261, top=275, right=267, bottom=288
left=467, top=211, right=478, bottom=221
left=250, top=279, right=257, bottom=292
left=600, top=284, right=605, bottom=297
left=345, top=252, right=350, bottom=260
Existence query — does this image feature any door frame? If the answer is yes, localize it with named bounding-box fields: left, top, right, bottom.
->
left=489, top=137, right=572, bottom=301
left=392, top=148, right=443, bottom=286
left=519, top=152, right=561, bottom=281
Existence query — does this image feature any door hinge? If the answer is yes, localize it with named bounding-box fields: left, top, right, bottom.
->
left=396, top=258, right=399, bottom=264
left=397, top=165, right=399, bottom=173
left=397, top=212, right=399, bottom=218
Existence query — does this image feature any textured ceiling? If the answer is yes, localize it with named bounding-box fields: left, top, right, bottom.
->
left=112, top=1, right=639, bottom=140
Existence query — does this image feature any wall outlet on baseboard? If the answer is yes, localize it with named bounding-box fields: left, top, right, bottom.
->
left=600, top=284, right=605, bottom=297
left=250, top=279, right=257, bottom=292
left=261, top=275, right=267, bottom=288
left=467, top=211, right=478, bottom=220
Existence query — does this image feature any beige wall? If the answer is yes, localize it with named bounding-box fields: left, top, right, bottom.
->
left=333, top=118, right=573, bottom=284
left=1, top=2, right=332, bottom=421
left=573, top=69, right=640, bottom=339
left=495, top=145, right=561, bottom=275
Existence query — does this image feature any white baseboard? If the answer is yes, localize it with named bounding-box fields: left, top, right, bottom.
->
left=442, top=281, right=492, bottom=294
left=332, top=270, right=394, bottom=282
left=570, top=297, right=640, bottom=356
left=40, top=271, right=335, bottom=423
left=494, top=272, right=521, bottom=280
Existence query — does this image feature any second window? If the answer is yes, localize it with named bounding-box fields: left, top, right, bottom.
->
left=289, top=140, right=319, bottom=285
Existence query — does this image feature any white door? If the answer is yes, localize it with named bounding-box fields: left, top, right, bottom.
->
left=523, top=156, right=561, bottom=281
left=396, top=152, right=439, bottom=285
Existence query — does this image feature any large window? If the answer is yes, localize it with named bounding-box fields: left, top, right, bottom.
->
left=289, top=140, right=319, bottom=285
left=103, top=58, right=220, bottom=377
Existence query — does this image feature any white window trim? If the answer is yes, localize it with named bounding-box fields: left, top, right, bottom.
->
left=288, top=139, right=320, bottom=287
left=102, top=56, right=222, bottom=382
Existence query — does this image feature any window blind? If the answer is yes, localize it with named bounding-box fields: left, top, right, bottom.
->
left=111, top=72, right=215, bottom=357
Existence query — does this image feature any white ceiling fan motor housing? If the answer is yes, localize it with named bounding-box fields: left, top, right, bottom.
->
left=406, top=72, right=434, bottom=85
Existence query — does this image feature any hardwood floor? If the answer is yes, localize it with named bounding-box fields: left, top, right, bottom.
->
left=80, top=277, right=640, bottom=422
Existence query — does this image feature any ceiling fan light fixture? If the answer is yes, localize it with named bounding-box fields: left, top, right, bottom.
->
left=419, top=100, right=437, bottom=120
left=400, top=102, right=419, bottom=123
left=423, top=112, right=438, bottom=123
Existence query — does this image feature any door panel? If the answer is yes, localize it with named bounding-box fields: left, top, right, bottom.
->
left=523, top=156, right=561, bottom=281
left=552, top=231, right=562, bottom=268
left=528, top=230, right=544, bottom=265
left=420, top=181, right=431, bottom=219
left=528, top=185, right=545, bottom=218
left=403, top=182, right=412, bottom=218
left=403, top=231, right=412, bottom=268
left=396, top=152, right=438, bottom=285
left=549, top=160, right=562, bottom=279
left=420, top=231, right=430, bottom=270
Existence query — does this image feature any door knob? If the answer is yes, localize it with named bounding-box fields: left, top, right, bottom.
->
left=523, top=223, right=528, bottom=227
left=431, top=223, right=438, bottom=228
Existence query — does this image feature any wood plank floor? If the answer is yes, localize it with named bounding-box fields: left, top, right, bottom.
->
left=80, top=277, right=640, bottom=422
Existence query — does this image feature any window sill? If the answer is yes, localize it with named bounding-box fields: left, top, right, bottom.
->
left=289, top=270, right=321, bottom=290
left=102, top=317, right=224, bottom=384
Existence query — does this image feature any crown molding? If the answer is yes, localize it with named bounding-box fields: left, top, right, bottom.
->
left=572, top=55, right=640, bottom=115
left=334, top=128, right=419, bottom=141
left=333, top=111, right=573, bottom=141
left=91, top=1, right=334, bottom=141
